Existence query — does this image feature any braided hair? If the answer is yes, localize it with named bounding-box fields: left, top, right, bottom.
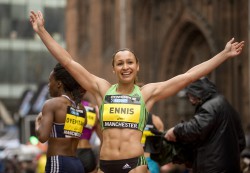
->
left=53, top=63, right=86, bottom=106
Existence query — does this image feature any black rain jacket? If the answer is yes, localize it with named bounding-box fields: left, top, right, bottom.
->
left=174, top=78, right=246, bottom=173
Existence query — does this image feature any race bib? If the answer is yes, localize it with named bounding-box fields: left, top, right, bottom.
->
left=102, top=95, right=141, bottom=129
left=85, top=111, right=96, bottom=129
left=64, top=106, right=85, bottom=138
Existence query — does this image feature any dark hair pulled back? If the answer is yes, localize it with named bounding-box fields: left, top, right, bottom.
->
left=53, top=63, right=86, bottom=106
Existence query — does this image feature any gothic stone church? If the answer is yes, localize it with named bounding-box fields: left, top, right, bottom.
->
left=65, top=0, right=249, bottom=129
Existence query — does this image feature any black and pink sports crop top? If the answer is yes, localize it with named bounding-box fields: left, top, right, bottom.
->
left=79, top=101, right=97, bottom=140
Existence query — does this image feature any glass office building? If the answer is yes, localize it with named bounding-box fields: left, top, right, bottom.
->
left=0, top=0, right=66, bottom=112
left=0, top=0, right=67, bottom=145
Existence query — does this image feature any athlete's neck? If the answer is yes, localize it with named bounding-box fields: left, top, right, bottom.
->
left=116, top=83, right=134, bottom=95
left=61, top=91, right=73, bottom=100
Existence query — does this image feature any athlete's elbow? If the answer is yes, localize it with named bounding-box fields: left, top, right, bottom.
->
left=36, top=132, right=48, bottom=143
left=183, top=73, right=196, bottom=85
left=62, top=58, right=73, bottom=69
left=38, top=136, right=48, bottom=143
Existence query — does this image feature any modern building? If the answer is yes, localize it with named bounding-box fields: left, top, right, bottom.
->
left=0, top=0, right=66, bottom=143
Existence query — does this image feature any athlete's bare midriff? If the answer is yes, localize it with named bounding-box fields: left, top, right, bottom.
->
left=47, top=138, right=79, bottom=157
left=99, top=128, right=144, bottom=160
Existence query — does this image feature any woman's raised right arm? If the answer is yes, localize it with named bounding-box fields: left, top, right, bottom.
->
left=30, top=11, right=72, bottom=67
left=30, top=11, right=110, bottom=103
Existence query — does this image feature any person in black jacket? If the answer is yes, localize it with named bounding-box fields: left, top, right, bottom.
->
left=165, top=77, right=246, bottom=173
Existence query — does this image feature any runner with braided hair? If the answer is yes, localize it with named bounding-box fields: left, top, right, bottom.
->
left=35, top=63, right=87, bottom=173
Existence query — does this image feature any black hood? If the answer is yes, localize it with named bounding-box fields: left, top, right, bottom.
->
left=185, top=77, right=217, bottom=103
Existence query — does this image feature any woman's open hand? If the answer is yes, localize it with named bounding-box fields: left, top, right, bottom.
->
left=29, top=11, right=45, bottom=33
left=224, top=38, right=244, bottom=58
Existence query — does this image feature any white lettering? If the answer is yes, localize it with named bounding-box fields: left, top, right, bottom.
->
left=104, top=121, right=138, bottom=129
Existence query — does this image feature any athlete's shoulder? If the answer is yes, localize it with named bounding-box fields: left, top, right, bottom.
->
left=140, top=83, right=155, bottom=99
left=43, top=97, right=66, bottom=109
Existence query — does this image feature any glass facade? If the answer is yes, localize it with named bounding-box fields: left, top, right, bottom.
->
left=0, top=0, right=66, bottom=98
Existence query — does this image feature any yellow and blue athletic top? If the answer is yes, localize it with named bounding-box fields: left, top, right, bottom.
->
left=99, top=84, right=148, bottom=131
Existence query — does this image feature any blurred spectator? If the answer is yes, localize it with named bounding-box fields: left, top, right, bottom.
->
left=141, top=112, right=164, bottom=173
left=165, top=77, right=246, bottom=173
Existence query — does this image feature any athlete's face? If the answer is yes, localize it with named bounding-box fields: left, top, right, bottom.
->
left=48, top=71, right=60, bottom=97
left=113, top=50, right=139, bottom=84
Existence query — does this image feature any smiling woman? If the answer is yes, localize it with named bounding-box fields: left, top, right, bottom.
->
left=30, top=10, right=244, bottom=173
left=112, top=49, right=139, bottom=85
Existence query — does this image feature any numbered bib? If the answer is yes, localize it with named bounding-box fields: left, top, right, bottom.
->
left=64, top=106, right=85, bottom=138
left=102, top=95, right=141, bottom=129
